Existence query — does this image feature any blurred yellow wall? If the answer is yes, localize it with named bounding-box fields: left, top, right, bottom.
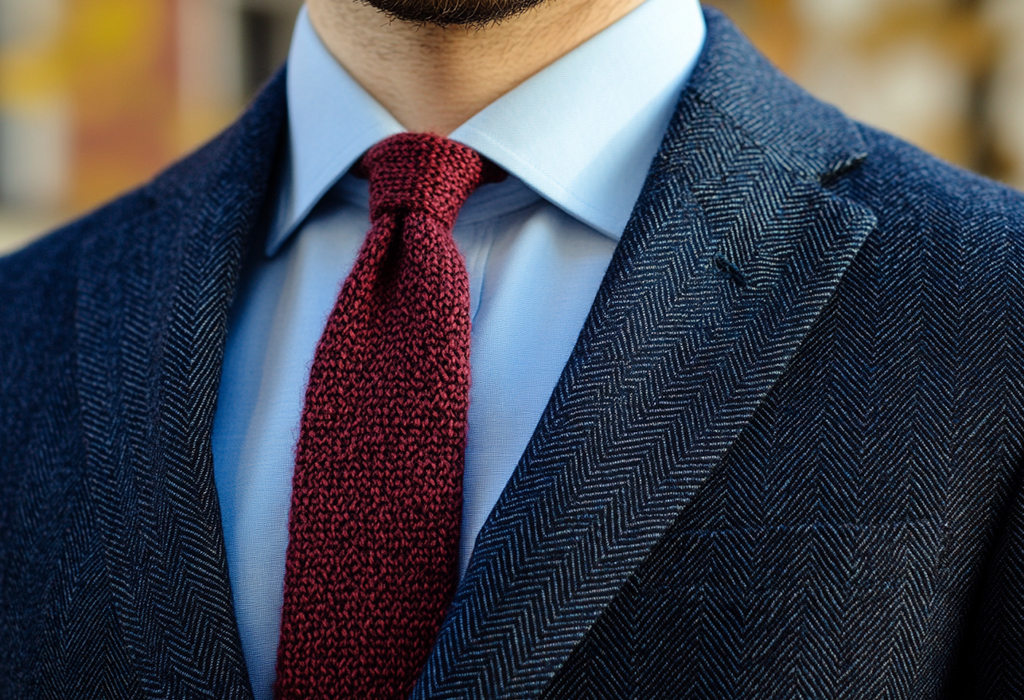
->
left=709, top=0, right=1011, bottom=179
left=1, top=0, right=1023, bottom=252
left=1, top=0, right=178, bottom=247
left=68, top=0, right=179, bottom=210
left=0, top=0, right=295, bottom=251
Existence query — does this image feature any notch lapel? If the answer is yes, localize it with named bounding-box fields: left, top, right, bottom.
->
left=74, top=73, right=286, bottom=698
left=413, top=9, right=878, bottom=699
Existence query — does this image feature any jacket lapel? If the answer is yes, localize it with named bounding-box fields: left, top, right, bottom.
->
left=75, top=73, right=286, bottom=698
left=413, top=9, right=878, bottom=699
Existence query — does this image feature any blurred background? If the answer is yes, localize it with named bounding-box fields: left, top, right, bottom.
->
left=1, top=0, right=1022, bottom=253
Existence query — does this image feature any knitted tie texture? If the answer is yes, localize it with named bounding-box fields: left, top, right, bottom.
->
left=274, top=133, right=499, bottom=700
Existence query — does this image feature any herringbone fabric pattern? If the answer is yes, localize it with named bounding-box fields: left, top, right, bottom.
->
left=2, top=9, right=1024, bottom=699
left=276, top=134, right=491, bottom=700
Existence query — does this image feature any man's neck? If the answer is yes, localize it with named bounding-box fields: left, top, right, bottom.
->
left=306, top=0, right=647, bottom=134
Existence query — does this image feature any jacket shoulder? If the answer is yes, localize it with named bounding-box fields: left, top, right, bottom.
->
left=0, top=68, right=285, bottom=436
left=0, top=112, right=254, bottom=454
left=0, top=189, right=150, bottom=359
left=851, top=123, right=1024, bottom=242
left=0, top=83, right=273, bottom=356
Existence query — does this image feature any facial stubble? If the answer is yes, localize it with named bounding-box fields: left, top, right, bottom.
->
left=355, top=0, right=550, bottom=27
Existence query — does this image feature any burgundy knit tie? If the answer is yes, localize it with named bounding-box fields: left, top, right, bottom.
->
left=274, top=133, right=501, bottom=700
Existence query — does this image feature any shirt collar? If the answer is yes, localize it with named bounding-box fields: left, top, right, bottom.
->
left=267, top=0, right=706, bottom=256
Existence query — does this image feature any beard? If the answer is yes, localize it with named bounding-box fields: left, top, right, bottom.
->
left=358, top=0, right=550, bottom=26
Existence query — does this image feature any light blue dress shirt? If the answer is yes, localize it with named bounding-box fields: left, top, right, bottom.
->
left=211, top=0, right=706, bottom=695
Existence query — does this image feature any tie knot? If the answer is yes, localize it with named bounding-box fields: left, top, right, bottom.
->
left=359, top=133, right=504, bottom=228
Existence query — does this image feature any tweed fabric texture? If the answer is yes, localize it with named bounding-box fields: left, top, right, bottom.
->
left=3, top=9, right=1024, bottom=699
left=275, top=133, right=494, bottom=700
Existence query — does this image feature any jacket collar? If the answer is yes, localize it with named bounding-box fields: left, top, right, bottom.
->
left=411, top=7, right=877, bottom=698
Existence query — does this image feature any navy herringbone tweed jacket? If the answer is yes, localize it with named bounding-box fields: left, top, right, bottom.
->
left=3, top=8, right=1024, bottom=699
